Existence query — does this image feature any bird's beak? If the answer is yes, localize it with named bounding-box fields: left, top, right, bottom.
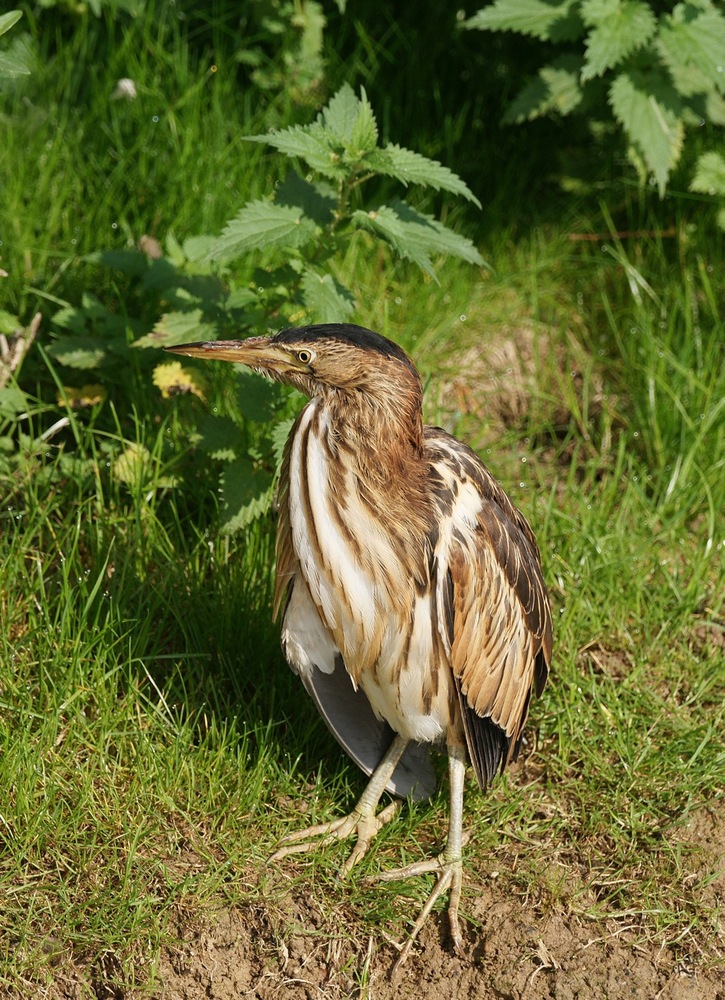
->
left=164, top=337, right=286, bottom=370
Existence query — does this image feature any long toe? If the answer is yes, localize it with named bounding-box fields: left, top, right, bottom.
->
left=270, top=800, right=401, bottom=871
left=376, top=853, right=464, bottom=973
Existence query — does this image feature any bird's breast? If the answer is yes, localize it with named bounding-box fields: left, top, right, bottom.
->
left=284, top=402, right=458, bottom=744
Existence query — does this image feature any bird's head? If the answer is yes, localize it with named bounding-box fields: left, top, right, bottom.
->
left=164, top=323, right=422, bottom=403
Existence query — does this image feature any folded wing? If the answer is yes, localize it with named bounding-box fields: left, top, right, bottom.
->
left=426, top=428, right=552, bottom=790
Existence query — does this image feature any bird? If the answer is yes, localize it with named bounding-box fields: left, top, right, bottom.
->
left=165, top=323, right=552, bottom=970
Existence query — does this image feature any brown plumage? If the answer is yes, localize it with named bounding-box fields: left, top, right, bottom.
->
left=166, top=323, right=552, bottom=969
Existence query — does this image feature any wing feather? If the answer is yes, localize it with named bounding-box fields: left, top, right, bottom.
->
left=273, top=416, right=298, bottom=619
left=426, top=427, right=552, bottom=790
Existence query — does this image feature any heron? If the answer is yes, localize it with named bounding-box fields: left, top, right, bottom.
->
left=166, top=323, right=552, bottom=969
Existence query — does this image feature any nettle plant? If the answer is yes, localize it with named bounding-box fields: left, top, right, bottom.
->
left=467, top=0, right=725, bottom=215
left=67, top=85, right=482, bottom=530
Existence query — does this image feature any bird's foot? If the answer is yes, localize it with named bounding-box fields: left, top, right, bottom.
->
left=270, top=799, right=402, bottom=875
left=376, top=835, right=470, bottom=974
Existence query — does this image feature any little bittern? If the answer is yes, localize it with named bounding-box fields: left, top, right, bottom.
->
left=166, top=324, right=552, bottom=969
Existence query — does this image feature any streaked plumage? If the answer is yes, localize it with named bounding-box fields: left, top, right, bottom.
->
left=166, top=323, right=552, bottom=968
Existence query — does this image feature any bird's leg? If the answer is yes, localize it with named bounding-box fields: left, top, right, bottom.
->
left=270, top=733, right=410, bottom=875
left=377, top=744, right=468, bottom=973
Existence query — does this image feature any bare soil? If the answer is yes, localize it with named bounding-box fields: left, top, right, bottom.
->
left=64, top=801, right=721, bottom=1000
left=25, top=774, right=723, bottom=1000
left=151, top=839, right=725, bottom=1000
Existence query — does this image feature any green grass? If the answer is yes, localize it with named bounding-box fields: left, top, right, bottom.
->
left=1, top=3, right=724, bottom=995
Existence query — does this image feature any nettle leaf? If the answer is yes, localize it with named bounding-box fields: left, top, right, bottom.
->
left=85, top=249, right=149, bottom=278
left=348, top=89, right=379, bottom=154
left=301, top=270, right=356, bottom=324
left=139, top=258, right=187, bottom=293
left=466, top=0, right=584, bottom=42
left=196, top=414, right=240, bottom=461
left=657, top=4, right=725, bottom=98
left=247, top=86, right=380, bottom=174
left=690, top=151, right=725, bottom=195
left=701, top=90, right=725, bottom=126
left=352, top=201, right=484, bottom=280
left=220, top=455, right=274, bottom=533
left=246, top=123, right=344, bottom=179
left=365, top=145, right=481, bottom=206
left=52, top=294, right=127, bottom=338
left=0, top=385, right=29, bottom=417
left=271, top=416, right=295, bottom=466
left=609, top=69, right=685, bottom=195
left=46, top=336, right=115, bottom=369
left=133, top=308, right=217, bottom=349
left=321, top=84, right=372, bottom=146
left=504, top=55, right=585, bottom=122
left=275, top=171, right=336, bottom=226
left=183, top=236, right=217, bottom=262
left=208, top=200, right=318, bottom=262
left=581, top=0, right=657, bottom=81
left=236, top=371, right=281, bottom=423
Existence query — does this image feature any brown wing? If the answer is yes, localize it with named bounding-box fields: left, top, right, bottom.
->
left=272, top=414, right=299, bottom=620
left=426, top=428, right=552, bottom=790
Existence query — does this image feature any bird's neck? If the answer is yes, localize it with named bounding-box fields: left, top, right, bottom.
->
left=314, top=380, right=429, bottom=521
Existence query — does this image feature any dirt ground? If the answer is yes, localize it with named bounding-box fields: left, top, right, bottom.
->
left=143, top=804, right=722, bottom=1000
left=30, top=796, right=723, bottom=1000
left=152, top=872, right=724, bottom=1000
left=133, top=810, right=725, bottom=1000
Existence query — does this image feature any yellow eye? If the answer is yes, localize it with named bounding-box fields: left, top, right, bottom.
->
left=297, top=349, right=313, bottom=365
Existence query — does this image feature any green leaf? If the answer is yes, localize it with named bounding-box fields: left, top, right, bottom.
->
left=196, top=415, right=240, bottom=462
left=236, top=371, right=281, bottom=423
left=133, top=309, right=217, bottom=349
left=348, top=88, right=379, bottom=154
left=0, top=52, right=29, bottom=78
left=0, top=29, right=32, bottom=79
left=690, top=151, right=725, bottom=195
left=0, top=385, right=27, bottom=418
left=183, top=236, right=217, bottom=262
left=275, top=171, right=336, bottom=226
left=246, top=123, right=344, bottom=179
left=609, top=69, right=685, bottom=195
left=365, top=145, right=481, bottom=206
left=351, top=201, right=484, bottom=280
left=86, top=249, right=150, bottom=278
left=301, top=270, right=356, bottom=324
left=0, top=11, right=23, bottom=37
left=220, top=455, right=274, bottom=533
left=271, top=416, right=295, bottom=467
left=503, top=55, right=585, bottom=122
left=466, top=0, right=585, bottom=42
left=0, top=309, right=20, bottom=332
left=321, top=83, right=369, bottom=145
left=580, top=0, right=657, bottom=81
left=46, top=337, right=111, bottom=370
left=51, top=295, right=128, bottom=338
left=701, top=90, right=725, bottom=125
left=246, top=86, right=381, bottom=175
left=657, top=3, right=725, bottom=97
left=208, top=200, right=318, bottom=262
